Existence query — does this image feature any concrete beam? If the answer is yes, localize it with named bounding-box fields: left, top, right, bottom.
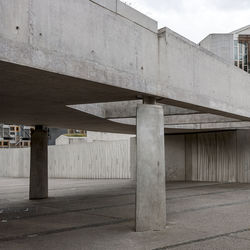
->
left=136, top=104, right=166, bottom=231
left=29, top=125, right=48, bottom=199
left=164, top=113, right=239, bottom=125
left=165, top=122, right=250, bottom=130
left=68, top=101, right=199, bottom=119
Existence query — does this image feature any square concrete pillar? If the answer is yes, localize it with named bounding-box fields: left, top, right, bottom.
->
left=136, top=104, right=166, bottom=232
left=29, top=125, right=48, bottom=199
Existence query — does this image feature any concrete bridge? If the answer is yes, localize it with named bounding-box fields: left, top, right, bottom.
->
left=1, top=0, right=250, bottom=232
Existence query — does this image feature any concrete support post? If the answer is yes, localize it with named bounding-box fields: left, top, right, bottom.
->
left=29, top=125, right=48, bottom=200
left=143, top=96, right=156, bottom=105
left=136, top=103, right=166, bottom=232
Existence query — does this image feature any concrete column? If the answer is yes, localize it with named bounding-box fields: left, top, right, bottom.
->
left=29, top=125, right=48, bottom=200
left=143, top=96, right=157, bottom=105
left=136, top=103, right=166, bottom=232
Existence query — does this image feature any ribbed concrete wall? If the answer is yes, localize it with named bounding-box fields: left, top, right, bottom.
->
left=165, top=135, right=185, bottom=181
left=0, top=140, right=132, bottom=179
left=0, top=147, right=30, bottom=177
left=186, top=130, right=250, bottom=183
left=2, top=131, right=250, bottom=182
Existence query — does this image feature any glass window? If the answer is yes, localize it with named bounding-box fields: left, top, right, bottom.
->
left=234, top=41, right=238, bottom=60
left=239, top=43, right=243, bottom=60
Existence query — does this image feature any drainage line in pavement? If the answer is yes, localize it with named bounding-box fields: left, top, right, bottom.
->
left=3, top=187, right=250, bottom=222
left=153, top=227, right=250, bottom=249
left=0, top=218, right=133, bottom=242
left=0, top=202, right=135, bottom=221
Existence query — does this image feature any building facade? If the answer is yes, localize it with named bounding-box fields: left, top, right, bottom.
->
left=200, top=25, right=250, bottom=73
left=0, top=124, right=31, bottom=148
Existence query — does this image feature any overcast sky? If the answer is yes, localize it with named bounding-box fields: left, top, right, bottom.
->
left=122, top=0, right=250, bottom=43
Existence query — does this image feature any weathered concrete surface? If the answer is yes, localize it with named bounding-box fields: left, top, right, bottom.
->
left=1, top=1, right=250, bottom=133
left=0, top=136, right=184, bottom=181
left=136, top=104, right=166, bottom=231
left=1, top=179, right=250, bottom=249
left=70, top=101, right=199, bottom=119
left=4, top=129, right=250, bottom=183
left=165, top=135, right=185, bottom=181
left=159, top=27, right=250, bottom=120
left=199, top=34, right=234, bottom=64
left=29, top=126, right=48, bottom=199
left=0, top=140, right=132, bottom=179
left=165, top=121, right=250, bottom=130
left=185, top=130, right=250, bottom=183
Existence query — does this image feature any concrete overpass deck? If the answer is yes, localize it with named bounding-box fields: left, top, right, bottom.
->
left=1, top=0, right=250, bottom=131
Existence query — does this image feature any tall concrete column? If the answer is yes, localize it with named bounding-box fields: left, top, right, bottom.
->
left=136, top=101, right=166, bottom=232
left=29, top=125, right=48, bottom=200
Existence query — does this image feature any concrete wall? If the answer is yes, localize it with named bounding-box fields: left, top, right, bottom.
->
left=0, top=147, right=30, bottom=177
left=199, top=34, right=234, bottom=64
left=172, top=130, right=250, bottom=183
left=185, top=130, right=250, bottom=183
left=0, top=135, right=184, bottom=181
left=0, top=140, right=132, bottom=179
left=55, top=132, right=135, bottom=145
left=165, top=135, right=185, bottom=181
left=2, top=130, right=250, bottom=183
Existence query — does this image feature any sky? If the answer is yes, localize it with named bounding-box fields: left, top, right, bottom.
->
left=121, top=0, right=250, bottom=43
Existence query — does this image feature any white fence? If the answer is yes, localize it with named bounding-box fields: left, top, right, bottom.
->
left=0, top=139, right=136, bottom=179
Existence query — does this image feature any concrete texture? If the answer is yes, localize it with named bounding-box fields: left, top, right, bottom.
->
left=4, top=130, right=250, bottom=183
left=76, top=101, right=198, bottom=120
left=199, top=34, right=234, bottom=64
left=186, top=130, right=249, bottom=183
left=158, top=27, right=250, bottom=120
left=56, top=132, right=134, bottom=145
left=1, top=0, right=250, bottom=134
left=0, top=140, right=132, bottom=179
left=1, top=178, right=250, bottom=249
left=29, top=126, right=48, bottom=199
left=165, top=135, right=185, bottom=181
left=136, top=104, right=166, bottom=231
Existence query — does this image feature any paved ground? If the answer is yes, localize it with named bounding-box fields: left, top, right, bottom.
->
left=1, top=178, right=250, bottom=249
